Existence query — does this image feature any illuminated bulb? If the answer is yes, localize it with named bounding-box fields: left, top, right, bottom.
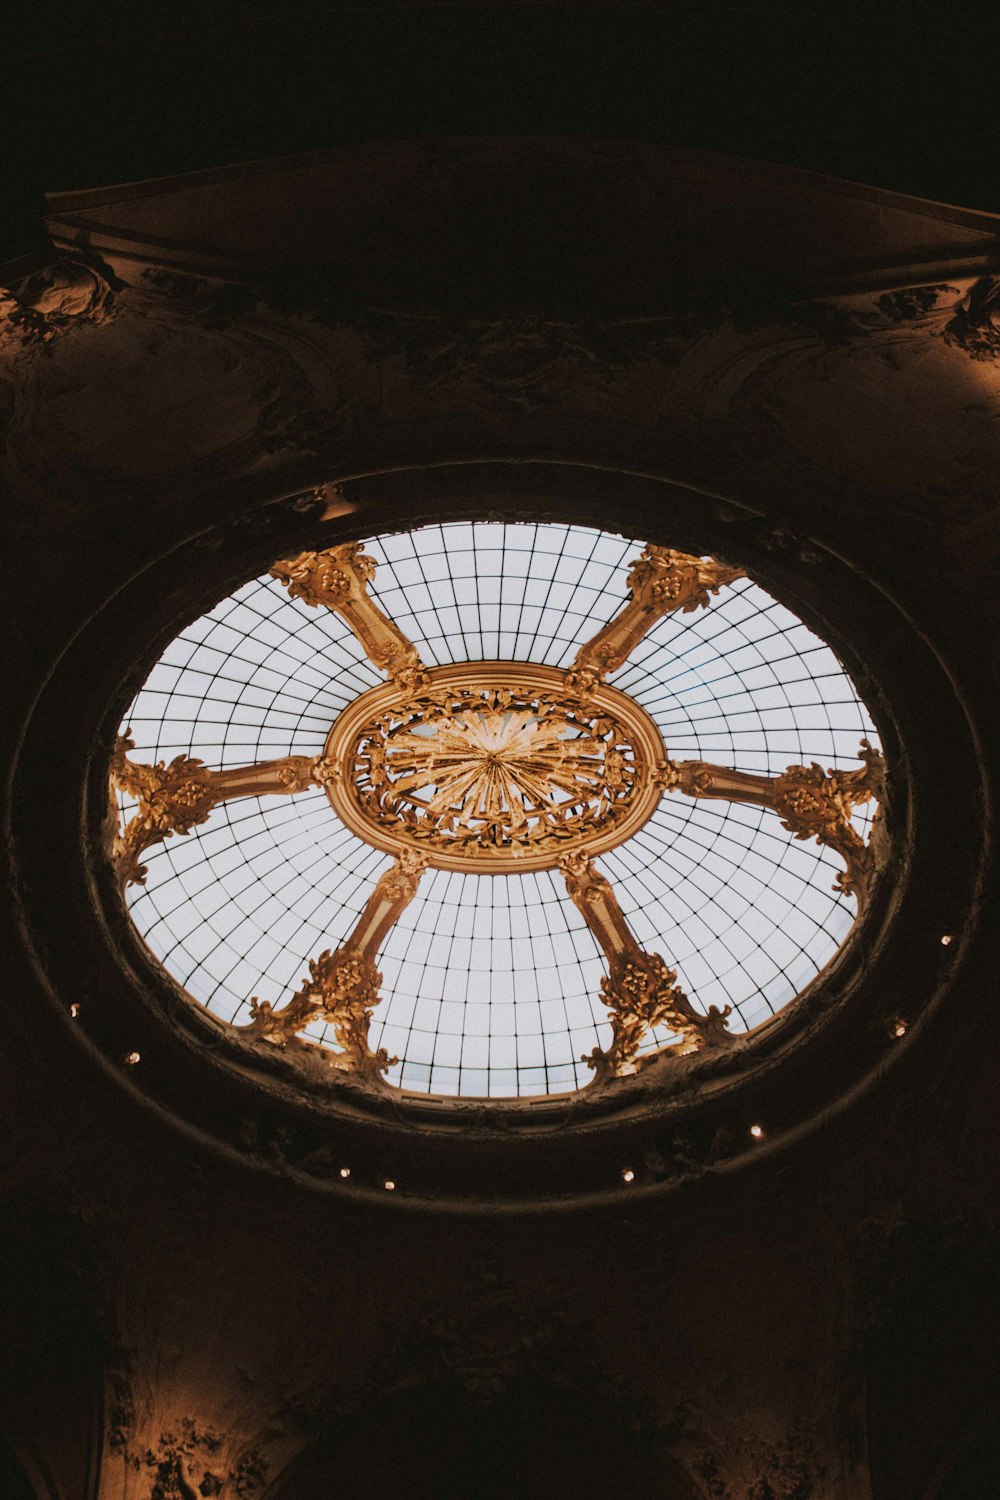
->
left=749, top=1124, right=764, bottom=1139
left=339, top=1167, right=351, bottom=1179
left=892, top=1020, right=908, bottom=1038
left=383, top=1179, right=395, bottom=1191
left=124, top=1051, right=141, bottom=1066
left=70, top=1003, right=80, bottom=1018
left=622, top=1168, right=635, bottom=1183
left=940, top=934, right=953, bottom=946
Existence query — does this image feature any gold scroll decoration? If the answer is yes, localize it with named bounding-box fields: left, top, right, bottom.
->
left=560, top=850, right=732, bottom=1081
left=110, top=732, right=327, bottom=888
left=241, top=849, right=428, bottom=1075
left=658, top=739, right=886, bottom=909
left=566, top=546, right=743, bottom=697
left=270, top=543, right=428, bottom=694
left=322, top=662, right=667, bottom=875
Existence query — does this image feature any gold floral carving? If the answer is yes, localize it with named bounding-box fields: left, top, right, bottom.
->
left=659, top=739, right=886, bottom=909
left=110, top=734, right=219, bottom=887
left=270, top=543, right=428, bottom=692
left=110, top=734, right=324, bottom=887
left=360, top=689, right=637, bottom=855
left=560, top=851, right=732, bottom=1079
left=566, top=546, right=743, bottom=696
left=242, top=851, right=427, bottom=1071
left=323, top=662, right=667, bottom=874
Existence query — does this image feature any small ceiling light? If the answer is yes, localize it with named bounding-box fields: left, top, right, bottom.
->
left=339, top=1167, right=351, bottom=1179
left=383, top=1179, right=395, bottom=1191
left=124, top=1051, right=141, bottom=1066
left=749, top=1124, right=764, bottom=1139
left=70, top=1003, right=81, bottom=1018
left=940, top=934, right=953, bottom=946
left=892, top=1019, right=908, bottom=1038
left=622, top=1168, right=635, bottom=1182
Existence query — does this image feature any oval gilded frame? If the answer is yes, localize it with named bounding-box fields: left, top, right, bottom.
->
left=321, top=661, right=668, bottom=874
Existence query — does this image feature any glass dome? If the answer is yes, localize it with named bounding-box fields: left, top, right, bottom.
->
left=112, top=521, right=883, bottom=1097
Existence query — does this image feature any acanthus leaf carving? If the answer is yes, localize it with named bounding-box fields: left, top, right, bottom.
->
left=659, top=739, right=886, bottom=911
left=241, top=851, right=427, bottom=1074
left=0, top=254, right=121, bottom=356
left=110, top=733, right=218, bottom=888
left=566, top=545, right=743, bottom=697
left=270, top=544, right=429, bottom=692
left=109, top=734, right=325, bottom=887
left=560, top=850, right=732, bottom=1079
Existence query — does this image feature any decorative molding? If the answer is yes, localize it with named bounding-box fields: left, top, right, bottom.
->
left=322, top=660, right=667, bottom=875
left=0, top=255, right=121, bottom=356
left=270, top=543, right=428, bottom=693
left=567, top=546, right=743, bottom=697
left=560, top=850, right=733, bottom=1078
left=661, top=740, right=886, bottom=909
left=942, top=276, right=1000, bottom=361
left=241, top=851, right=427, bottom=1072
left=790, top=277, right=1000, bottom=363
left=140, top=1418, right=268, bottom=1500
left=109, top=734, right=323, bottom=887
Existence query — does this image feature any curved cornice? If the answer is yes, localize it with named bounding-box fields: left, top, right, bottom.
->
left=41, top=138, right=1000, bottom=303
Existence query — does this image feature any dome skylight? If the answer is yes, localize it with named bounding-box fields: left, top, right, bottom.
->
left=111, top=521, right=883, bottom=1098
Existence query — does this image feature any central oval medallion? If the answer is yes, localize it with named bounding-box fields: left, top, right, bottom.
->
left=323, top=662, right=666, bottom=872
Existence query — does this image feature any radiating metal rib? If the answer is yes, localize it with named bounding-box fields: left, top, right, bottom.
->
left=565, top=545, right=743, bottom=697
left=658, top=739, right=886, bottom=909
left=559, top=850, right=732, bottom=1080
left=109, top=733, right=330, bottom=888
left=240, top=850, right=428, bottom=1076
left=270, top=543, right=428, bottom=692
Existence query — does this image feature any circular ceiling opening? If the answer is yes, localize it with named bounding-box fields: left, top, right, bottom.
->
left=111, top=520, right=883, bottom=1099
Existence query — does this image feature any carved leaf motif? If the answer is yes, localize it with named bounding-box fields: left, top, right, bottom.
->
left=270, top=544, right=428, bottom=690
left=356, top=689, right=639, bottom=858
left=560, top=851, right=732, bottom=1079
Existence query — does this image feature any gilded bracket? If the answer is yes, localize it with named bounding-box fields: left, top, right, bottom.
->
left=241, top=850, right=428, bottom=1075
left=559, top=850, right=732, bottom=1080
left=270, top=543, right=428, bottom=693
left=565, top=546, right=743, bottom=697
left=110, top=734, right=324, bottom=887
left=658, top=738, right=885, bottom=908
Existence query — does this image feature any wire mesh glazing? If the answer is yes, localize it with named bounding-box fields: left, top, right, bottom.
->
left=119, top=521, right=880, bottom=1096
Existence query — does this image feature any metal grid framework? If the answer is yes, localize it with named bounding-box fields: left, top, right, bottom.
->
left=118, top=522, right=880, bottom=1097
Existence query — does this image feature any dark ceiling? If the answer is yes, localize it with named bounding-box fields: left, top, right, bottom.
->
left=5, top=2, right=998, bottom=262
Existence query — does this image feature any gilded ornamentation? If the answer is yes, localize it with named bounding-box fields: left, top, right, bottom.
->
left=241, top=852, right=427, bottom=1070
left=269, top=543, right=374, bottom=607
left=771, top=745, right=883, bottom=906
left=323, top=662, right=666, bottom=874
left=942, top=276, right=1000, bottom=361
left=270, top=543, right=428, bottom=691
left=110, top=734, right=218, bottom=887
left=661, top=739, right=885, bottom=908
left=245, top=948, right=388, bottom=1074
left=566, top=546, right=743, bottom=695
left=110, top=735, right=325, bottom=886
left=356, top=688, right=639, bottom=857
left=560, top=851, right=732, bottom=1079
left=112, top=530, right=887, bottom=1090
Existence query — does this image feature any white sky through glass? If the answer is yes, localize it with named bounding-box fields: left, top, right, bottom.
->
left=119, top=522, right=879, bottom=1097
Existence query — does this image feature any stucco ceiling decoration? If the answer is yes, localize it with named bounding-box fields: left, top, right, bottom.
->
left=110, top=527, right=886, bottom=1095
left=1, top=143, right=997, bottom=538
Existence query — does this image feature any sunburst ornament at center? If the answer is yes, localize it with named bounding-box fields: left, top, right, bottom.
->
left=321, top=662, right=668, bottom=873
